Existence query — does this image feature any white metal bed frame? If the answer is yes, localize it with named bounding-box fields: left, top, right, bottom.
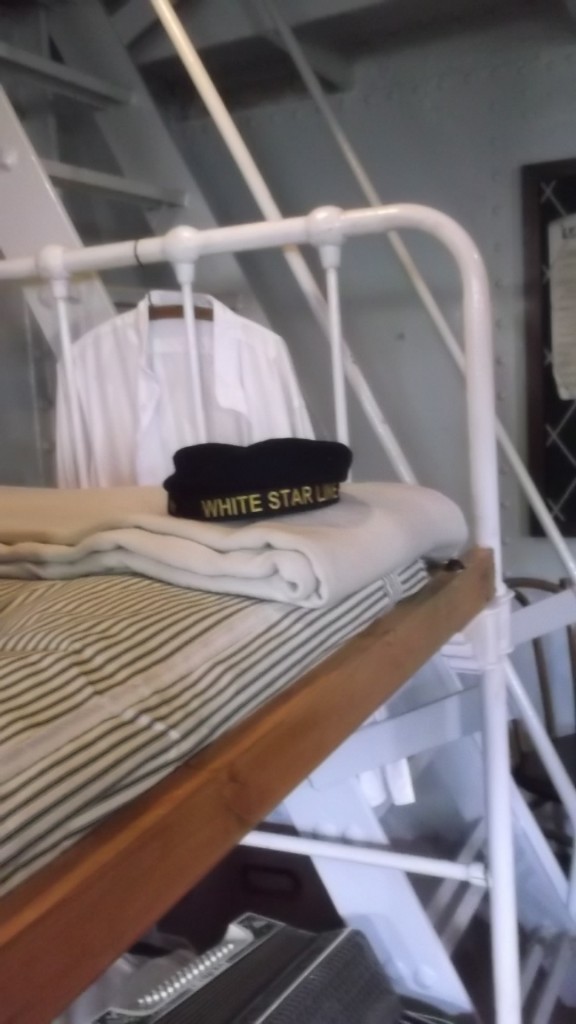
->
left=0, top=1, right=575, bottom=1018
left=0, top=200, right=518, bottom=1020
left=145, top=12, right=576, bottom=943
left=147, top=0, right=576, bottom=973
left=1, top=2, right=576, bottom=1020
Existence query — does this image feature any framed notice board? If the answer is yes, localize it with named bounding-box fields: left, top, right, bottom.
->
left=523, top=157, right=576, bottom=536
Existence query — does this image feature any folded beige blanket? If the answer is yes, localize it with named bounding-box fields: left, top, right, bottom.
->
left=0, top=483, right=467, bottom=608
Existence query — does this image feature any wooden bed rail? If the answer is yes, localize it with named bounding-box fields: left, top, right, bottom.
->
left=0, top=549, right=493, bottom=1024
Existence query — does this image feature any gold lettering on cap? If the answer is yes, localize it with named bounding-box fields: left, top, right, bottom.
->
left=312, top=483, right=339, bottom=503
left=235, top=494, right=249, bottom=515
left=217, top=497, right=234, bottom=516
left=201, top=498, right=221, bottom=518
left=200, top=482, right=340, bottom=519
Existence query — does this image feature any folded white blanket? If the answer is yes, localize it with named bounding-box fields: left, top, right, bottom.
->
left=0, top=482, right=467, bottom=608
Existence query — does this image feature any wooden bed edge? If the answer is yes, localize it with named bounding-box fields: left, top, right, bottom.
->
left=0, top=548, right=494, bottom=1024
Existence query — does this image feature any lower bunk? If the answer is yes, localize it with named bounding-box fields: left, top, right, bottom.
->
left=0, top=548, right=493, bottom=1024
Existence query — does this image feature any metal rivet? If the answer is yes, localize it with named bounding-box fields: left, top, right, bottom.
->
left=414, top=966, right=437, bottom=990
left=0, top=147, right=18, bottom=171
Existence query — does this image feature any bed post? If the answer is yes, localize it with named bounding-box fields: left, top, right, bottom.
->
left=455, top=216, right=522, bottom=1022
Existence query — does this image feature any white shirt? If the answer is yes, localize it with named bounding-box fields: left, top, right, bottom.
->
left=56, top=292, right=313, bottom=487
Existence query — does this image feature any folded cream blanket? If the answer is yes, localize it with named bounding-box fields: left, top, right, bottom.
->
left=0, top=482, right=467, bottom=608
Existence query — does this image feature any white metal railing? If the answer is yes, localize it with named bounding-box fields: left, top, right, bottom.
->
left=151, top=0, right=576, bottom=585
left=258, top=0, right=576, bottom=586
left=0, top=205, right=503, bottom=571
left=0, top=200, right=520, bottom=1022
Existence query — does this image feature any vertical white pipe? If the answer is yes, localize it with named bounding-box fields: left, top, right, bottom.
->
left=482, top=662, right=522, bottom=1024
left=22, top=299, right=45, bottom=484
left=262, top=0, right=576, bottom=584
left=53, top=281, right=88, bottom=488
left=324, top=264, right=349, bottom=446
left=180, top=281, right=207, bottom=443
left=148, top=0, right=416, bottom=486
left=425, top=208, right=502, bottom=579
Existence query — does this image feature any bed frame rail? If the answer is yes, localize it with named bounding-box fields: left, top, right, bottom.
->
left=0, top=551, right=492, bottom=1024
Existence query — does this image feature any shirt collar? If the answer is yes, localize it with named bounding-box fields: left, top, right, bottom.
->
left=137, top=291, right=249, bottom=416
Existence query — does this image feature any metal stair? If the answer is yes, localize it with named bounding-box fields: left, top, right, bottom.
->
left=0, top=37, right=134, bottom=107
left=43, top=158, right=187, bottom=209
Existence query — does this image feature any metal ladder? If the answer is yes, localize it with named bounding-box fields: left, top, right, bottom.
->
left=0, top=0, right=252, bottom=481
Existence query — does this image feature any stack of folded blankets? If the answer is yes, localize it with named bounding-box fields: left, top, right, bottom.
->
left=0, top=440, right=467, bottom=608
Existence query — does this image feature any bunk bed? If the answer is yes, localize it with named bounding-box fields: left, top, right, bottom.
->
left=0, top=203, right=516, bottom=1023
left=0, top=549, right=492, bottom=1024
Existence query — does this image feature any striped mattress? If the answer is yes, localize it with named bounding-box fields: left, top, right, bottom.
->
left=0, top=561, right=428, bottom=896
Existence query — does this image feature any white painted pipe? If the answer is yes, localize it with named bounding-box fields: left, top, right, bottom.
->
left=262, top=0, right=576, bottom=584
left=22, top=302, right=46, bottom=485
left=148, top=0, right=279, bottom=221
left=180, top=279, right=207, bottom=443
left=53, top=281, right=88, bottom=488
left=324, top=263, right=349, bottom=446
left=482, top=661, right=522, bottom=1024
left=0, top=204, right=503, bottom=565
left=240, top=831, right=488, bottom=886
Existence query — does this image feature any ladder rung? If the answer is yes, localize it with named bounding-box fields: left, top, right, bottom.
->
left=43, top=160, right=186, bottom=208
left=0, top=41, right=133, bottom=107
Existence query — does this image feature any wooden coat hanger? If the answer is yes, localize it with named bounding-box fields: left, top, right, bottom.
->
left=148, top=302, right=213, bottom=322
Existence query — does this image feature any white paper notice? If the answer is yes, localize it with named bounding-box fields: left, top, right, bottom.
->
left=549, top=215, right=576, bottom=399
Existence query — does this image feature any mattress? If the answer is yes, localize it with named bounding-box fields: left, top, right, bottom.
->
left=0, top=562, right=428, bottom=896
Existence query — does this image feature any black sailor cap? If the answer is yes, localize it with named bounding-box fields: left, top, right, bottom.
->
left=164, top=438, right=352, bottom=522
